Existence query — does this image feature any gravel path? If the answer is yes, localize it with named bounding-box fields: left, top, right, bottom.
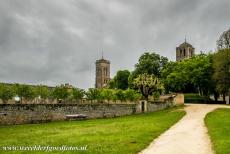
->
left=139, top=104, right=230, bottom=154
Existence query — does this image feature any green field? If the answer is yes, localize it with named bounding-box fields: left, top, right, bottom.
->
left=0, top=107, right=185, bottom=154
left=205, top=108, right=230, bottom=154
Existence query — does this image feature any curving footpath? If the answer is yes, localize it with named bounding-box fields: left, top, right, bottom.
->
left=139, top=104, right=230, bottom=154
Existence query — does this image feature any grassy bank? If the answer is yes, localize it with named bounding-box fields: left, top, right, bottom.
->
left=0, top=107, right=185, bottom=154
left=205, top=108, right=230, bottom=154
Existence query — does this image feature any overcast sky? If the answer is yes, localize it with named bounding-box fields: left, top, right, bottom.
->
left=0, top=0, right=230, bottom=89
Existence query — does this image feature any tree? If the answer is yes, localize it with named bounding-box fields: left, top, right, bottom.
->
left=161, top=54, right=215, bottom=96
left=124, top=89, right=142, bottom=102
left=114, top=70, right=130, bottom=90
left=86, top=88, right=101, bottom=102
left=52, top=85, right=69, bottom=102
left=72, top=88, right=85, bottom=101
left=115, top=89, right=126, bottom=102
left=213, top=49, right=230, bottom=102
left=35, top=85, right=50, bottom=101
left=129, top=52, right=168, bottom=87
left=0, top=84, right=15, bottom=104
left=14, top=84, right=36, bottom=103
left=133, top=52, right=168, bottom=76
left=217, top=27, right=230, bottom=50
left=101, top=89, right=113, bottom=103
left=133, top=73, right=164, bottom=100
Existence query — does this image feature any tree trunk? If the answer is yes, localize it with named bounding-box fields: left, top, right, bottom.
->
left=3, top=100, right=7, bottom=104
left=223, top=93, right=226, bottom=102
left=228, top=90, right=230, bottom=104
left=214, top=92, right=218, bottom=102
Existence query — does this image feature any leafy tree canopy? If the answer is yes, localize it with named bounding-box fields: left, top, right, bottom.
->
left=133, top=73, right=164, bottom=100
left=52, top=85, right=69, bottom=101
left=213, top=49, right=230, bottom=101
left=109, top=70, right=130, bottom=90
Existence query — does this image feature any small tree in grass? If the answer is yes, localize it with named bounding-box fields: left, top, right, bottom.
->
left=72, top=88, right=85, bottom=102
left=133, top=73, right=164, bottom=100
left=52, top=85, right=69, bottom=103
left=0, top=84, right=15, bottom=104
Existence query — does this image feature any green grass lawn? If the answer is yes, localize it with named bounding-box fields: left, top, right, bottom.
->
left=205, top=108, right=230, bottom=154
left=0, top=107, right=185, bottom=154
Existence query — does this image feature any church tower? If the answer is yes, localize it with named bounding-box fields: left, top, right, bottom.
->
left=176, top=40, right=195, bottom=61
left=95, top=56, right=110, bottom=88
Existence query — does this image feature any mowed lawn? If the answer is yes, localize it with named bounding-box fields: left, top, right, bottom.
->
left=205, top=108, right=230, bottom=154
left=0, top=107, right=185, bottom=154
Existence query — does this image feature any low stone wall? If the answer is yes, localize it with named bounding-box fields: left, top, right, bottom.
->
left=0, top=103, right=137, bottom=125
left=0, top=94, right=184, bottom=125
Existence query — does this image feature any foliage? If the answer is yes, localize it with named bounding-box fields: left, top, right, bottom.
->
left=205, top=108, right=230, bottom=154
left=124, top=89, right=142, bottom=101
left=0, top=108, right=185, bottom=154
left=212, top=49, right=230, bottom=102
left=217, top=27, right=230, bottom=50
left=14, top=84, right=36, bottom=102
left=86, top=88, right=101, bottom=101
left=113, top=70, right=130, bottom=90
left=100, top=89, right=114, bottom=102
left=72, top=88, right=85, bottom=101
left=161, top=54, right=215, bottom=96
left=133, top=73, right=164, bottom=100
left=129, top=52, right=168, bottom=88
left=114, top=89, right=126, bottom=101
left=0, top=84, right=15, bottom=103
left=35, top=85, right=50, bottom=99
left=52, top=85, right=69, bottom=101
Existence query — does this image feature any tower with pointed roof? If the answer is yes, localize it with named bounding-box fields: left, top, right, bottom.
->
left=95, top=55, right=110, bottom=88
left=176, top=39, right=195, bottom=61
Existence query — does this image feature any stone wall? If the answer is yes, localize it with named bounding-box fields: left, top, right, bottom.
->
left=0, top=94, right=184, bottom=125
left=0, top=103, right=136, bottom=125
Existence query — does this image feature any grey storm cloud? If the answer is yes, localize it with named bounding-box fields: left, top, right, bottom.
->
left=0, top=0, right=230, bottom=89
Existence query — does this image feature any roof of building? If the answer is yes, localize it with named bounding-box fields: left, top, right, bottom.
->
left=96, top=58, right=110, bottom=64
left=178, top=41, right=194, bottom=48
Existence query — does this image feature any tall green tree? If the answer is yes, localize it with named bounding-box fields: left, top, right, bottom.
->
left=213, top=49, right=230, bottom=102
left=109, top=70, right=130, bottom=90
left=133, top=73, right=164, bottom=100
left=129, top=52, right=168, bottom=87
left=161, top=54, right=215, bottom=96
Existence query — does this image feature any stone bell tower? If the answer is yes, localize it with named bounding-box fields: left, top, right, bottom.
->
left=176, top=39, right=195, bottom=61
left=95, top=55, right=110, bottom=88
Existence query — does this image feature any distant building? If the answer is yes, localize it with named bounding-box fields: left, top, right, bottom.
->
left=95, top=57, right=110, bottom=88
left=176, top=40, right=195, bottom=61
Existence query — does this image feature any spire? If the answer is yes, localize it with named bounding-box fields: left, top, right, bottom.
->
left=185, top=35, right=187, bottom=43
left=102, top=51, right=104, bottom=59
